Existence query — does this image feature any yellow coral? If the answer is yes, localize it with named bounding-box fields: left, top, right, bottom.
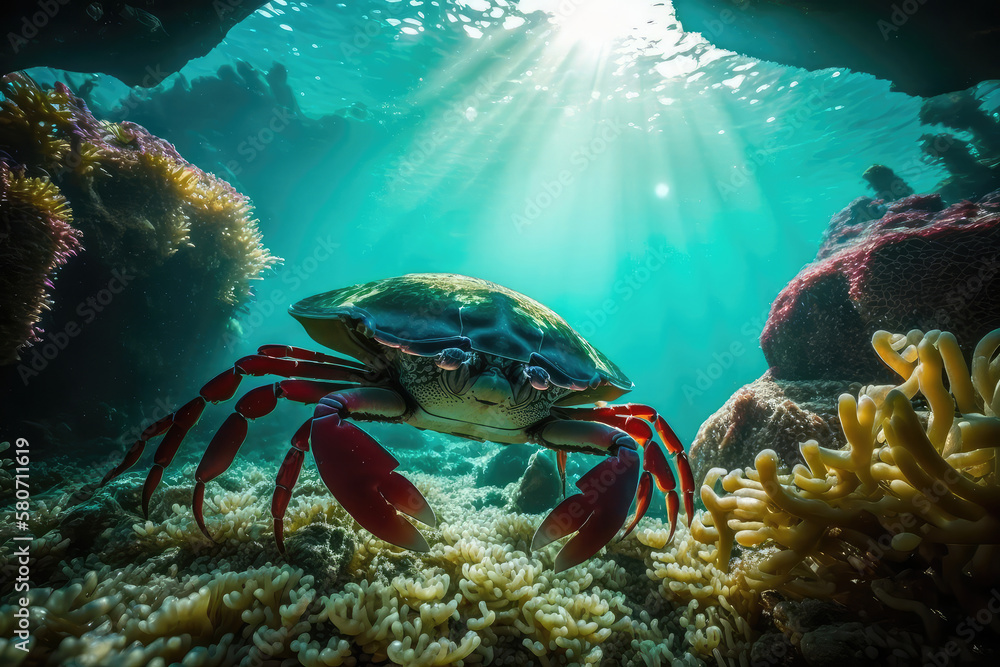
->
left=698, top=328, right=1000, bottom=633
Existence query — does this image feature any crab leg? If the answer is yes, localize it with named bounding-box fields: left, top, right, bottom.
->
left=532, top=421, right=641, bottom=572
left=271, top=419, right=312, bottom=553
left=310, top=388, right=436, bottom=552
left=621, top=440, right=678, bottom=541
left=561, top=403, right=694, bottom=523
left=139, top=397, right=207, bottom=517
left=555, top=450, right=568, bottom=497
left=192, top=379, right=350, bottom=540
left=100, top=346, right=366, bottom=504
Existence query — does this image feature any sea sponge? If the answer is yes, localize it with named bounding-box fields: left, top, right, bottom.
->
left=698, top=328, right=1000, bottom=642
left=761, top=190, right=1000, bottom=381
left=0, top=161, right=80, bottom=362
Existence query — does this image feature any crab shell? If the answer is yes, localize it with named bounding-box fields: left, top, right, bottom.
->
left=288, top=273, right=632, bottom=406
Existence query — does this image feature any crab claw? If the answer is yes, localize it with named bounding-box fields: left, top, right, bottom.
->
left=311, top=396, right=435, bottom=552
left=532, top=446, right=640, bottom=572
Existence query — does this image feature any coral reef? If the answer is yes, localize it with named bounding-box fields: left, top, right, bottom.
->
left=0, top=429, right=734, bottom=667
left=0, top=73, right=277, bottom=307
left=688, top=374, right=857, bottom=486
left=761, top=190, right=1000, bottom=381
left=0, top=0, right=266, bottom=87
left=0, top=73, right=278, bottom=438
left=696, top=328, right=1000, bottom=659
left=0, top=161, right=80, bottom=363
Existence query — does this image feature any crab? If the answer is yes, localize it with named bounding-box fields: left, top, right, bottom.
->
left=102, top=273, right=694, bottom=572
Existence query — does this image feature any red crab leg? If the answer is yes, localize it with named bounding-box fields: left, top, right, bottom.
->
left=257, top=344, right=368, bottom=370
left=139, top=397, right=208, bottom=517
left=621, top=440, right=678, bottom=541
left=100, top=347, right=366, bottom=507
left=271, top=418, right=312, bottom=553
left=555, top=450, right=568, bottom=497
left=532, top=422, right=640, bottom=572
left=192, top=379, right=351, bottom=540
left=310, top=388, right=436, bottom=552
left=561, top=403, right=694, bottom=523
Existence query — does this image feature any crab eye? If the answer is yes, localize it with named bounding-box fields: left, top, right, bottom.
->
left=525, top=365, right=550, bottom=391
left=435, top=347, right=468, bottom=371
left=442, top=362, right=473, bottom=395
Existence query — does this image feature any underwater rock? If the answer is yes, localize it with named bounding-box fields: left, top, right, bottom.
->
left=101, top=60, right=376, bottom=228
left=862, top=164, right=914, bottom=204
left=0, top=0, right=266, bottom=87
left=284, top=523, right=356, bottom=591
left=0, top=74, right=278, bottom=438
left=477, top=442, right=537, bottom=487
left=57, top=493, right=127, bottom=552
left=921, top=89, right=1000, bottom=159
left=670, top=0, right=1000, bottom=96
left=916, top=91, right=1000, bottom=203
left=511, top=450, right=561, bottom=514
left=762, top=190, right=1000, bottom=381
left=921, top=132, right=1000, bottom=205
left=688, top=373, right=855, bottom=485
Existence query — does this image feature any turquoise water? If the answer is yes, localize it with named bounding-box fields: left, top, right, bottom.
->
left=32, top=0, right=948, bottom=440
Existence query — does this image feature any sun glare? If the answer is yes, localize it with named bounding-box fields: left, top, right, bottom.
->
left=519, top=0, right=667, bottom=55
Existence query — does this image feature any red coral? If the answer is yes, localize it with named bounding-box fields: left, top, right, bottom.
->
left=762, top=192, right=1000, bottom=380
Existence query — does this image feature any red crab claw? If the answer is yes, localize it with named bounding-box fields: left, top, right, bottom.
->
left=311, top=391, right=435, bottom=552
left=532, top=443, right=640, bottom=572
